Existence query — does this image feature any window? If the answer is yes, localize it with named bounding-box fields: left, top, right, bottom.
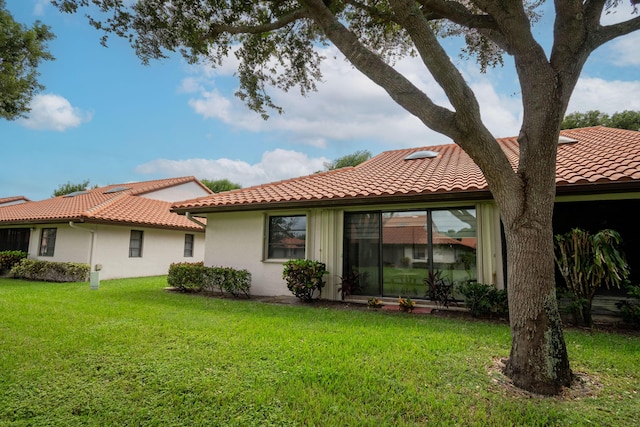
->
left=39, top=228, right=57, bottom=257
left=0, top=228, right=30, bottom=252
left=129, top=230, right=143, bottom=257
left=267, top=215, right=306, bottom=259
left=344, top=208, right=477, bottom=298
left=184, top=234, right=194, bottom=257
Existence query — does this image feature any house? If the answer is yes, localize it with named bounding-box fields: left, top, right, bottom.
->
left=0, top=177, right=212, bottom=280
left=172, top=127, right=640, bottom=305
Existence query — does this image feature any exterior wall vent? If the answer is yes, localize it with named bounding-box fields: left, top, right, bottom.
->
left=404, top=150, right=438, bottom=160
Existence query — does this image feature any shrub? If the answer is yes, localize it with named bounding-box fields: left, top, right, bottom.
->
left=282, top=259, right=327, bottom=301
left=616, top=283, right=640, bottom=327
left=0, top=250, right=28, bottom=273
left=424, top=270, right=454, bottom=308
left=10, top=259, right=90, bottom=282
left=398, top=296, right=416, bottom=312
left=458, top=282, right=508, bottom=318
left=338, top=269, right=367, bottom=299
left=554, top=228, right=630, bottom=327
left=168, top=263, right=252, bottom=297
left=167, top=262, right=207, bottom=292
left=367, top=297, right=383, bottom=309
left=209, top=267, right=252, bottom=298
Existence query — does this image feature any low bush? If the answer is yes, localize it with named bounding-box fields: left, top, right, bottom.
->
left=10, top=259, right=90, bottom=282
left=0, top=250, right=28, bottom=273
left=168, top=262, right=252, bottom=297
left=167, top=262, right=207, bottom=292
left=616, top=283, right=640, bottom=327
left=282, top=259, right=327, bottom=301
left=458, top=282, right=508, bottom=318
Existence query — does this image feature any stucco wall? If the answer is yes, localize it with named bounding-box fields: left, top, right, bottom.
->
left=203, top=202, right=503, bottom=300
left=203, top=211, right=292, bottom=296
left=23, top=223, right=205, bottom=280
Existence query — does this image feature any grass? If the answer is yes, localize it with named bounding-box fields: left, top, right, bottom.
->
left=1, top=277, right=639, bottom=426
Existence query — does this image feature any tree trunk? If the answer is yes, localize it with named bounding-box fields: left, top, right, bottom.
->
left=502, top=219, right=573, bottom=395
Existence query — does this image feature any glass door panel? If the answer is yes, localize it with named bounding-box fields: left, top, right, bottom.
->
left=344, top=213, right=380, bottom=296
left=381, top=211, right=428, bottom=298
left=431, top=209, right=477, bottom=295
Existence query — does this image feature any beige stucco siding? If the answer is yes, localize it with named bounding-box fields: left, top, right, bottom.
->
left=203, top=211, right=291, bottom=296
left=203, top=202, right=503, bottom=300
left=21, top=224, right=205, bottom=280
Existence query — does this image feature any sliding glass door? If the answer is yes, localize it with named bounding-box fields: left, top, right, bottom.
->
left=344, top=208, right=477, bottom=299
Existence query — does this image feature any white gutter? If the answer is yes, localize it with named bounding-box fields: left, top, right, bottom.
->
left=185, top=212, right=206, bottom=229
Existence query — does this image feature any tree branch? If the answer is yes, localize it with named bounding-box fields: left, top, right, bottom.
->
left=205, top=8, right=310, bottom=37
left=300, top=0, right=459, bottom=138
left=416, top=0, right=499, bottom=30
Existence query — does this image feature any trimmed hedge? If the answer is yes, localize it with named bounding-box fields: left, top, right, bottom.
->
left=0, top=251, right=28, bottom=273
left=167, top=262, right=252, bottom=297
left=10, top=259, right=90, bottom=282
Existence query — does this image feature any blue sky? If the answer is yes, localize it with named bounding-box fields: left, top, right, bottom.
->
left=2, top=0, right=639, bottom=201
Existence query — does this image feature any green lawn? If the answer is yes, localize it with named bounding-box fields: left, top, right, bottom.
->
left=1, top=277, right=638, bottom=426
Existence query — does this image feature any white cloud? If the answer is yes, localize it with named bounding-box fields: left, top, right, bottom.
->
left=609, top=32, right=640, bottom=67
left=182, top=47, right=460, bottom=148
left=33, top=0, right=48, bottom=16
left=567, top=77, right=640, bottom=114
left=19, top=94, right=92, bottom=131
left=136, top=149, right=329, bottom=187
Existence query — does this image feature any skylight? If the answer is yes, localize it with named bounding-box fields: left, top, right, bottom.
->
left=63, top=191, right=89, bottom=198
left=558, top=136, right=578, bottom=145
left=404, top=150, right=438, bottom=160
left=104, top=186, right=131, bottom=194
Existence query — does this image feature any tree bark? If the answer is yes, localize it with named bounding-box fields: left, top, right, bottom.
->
left=501, top=195, right=573, bottom=395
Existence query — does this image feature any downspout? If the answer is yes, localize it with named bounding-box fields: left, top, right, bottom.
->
left=185, top=212, right=206, bottom=229
left=69, top=221, right=98, bottom=288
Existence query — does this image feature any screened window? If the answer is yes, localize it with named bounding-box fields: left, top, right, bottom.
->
left=39, top=228, right=57, bottom=257
left=129, top=230, right=143, bottom=257
left=267, top=215, right=306, bottom=259
left=0, top=228, right=30, bottom=252
left=184, top=234, right=194, bottom=257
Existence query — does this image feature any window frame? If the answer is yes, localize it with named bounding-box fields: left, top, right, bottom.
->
left=265, top=214, right=307, bottom=260
left=343, top=207, right=478, bottom=298
left=38, top=228, right=57, bottom=257
left=184, top=233, right=194, bottom=257
left=129, top=230, right=144, bottom=258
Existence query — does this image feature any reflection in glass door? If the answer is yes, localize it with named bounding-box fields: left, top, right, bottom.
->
left=343, top=208, right=477, bottom=300
left=381, top=211, right=428, bottom=298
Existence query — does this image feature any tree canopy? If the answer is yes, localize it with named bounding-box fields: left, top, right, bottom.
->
left=324, top=150, right=372, bottom=170
left=200, top=178, right=242, bottom=193
left=0, top=0, right=54, bottom=120
left=54, top=0, right=640, bottom=396
left=52, top=180, right=92, bottom=197
left=562, top=110, right=640, bottom=131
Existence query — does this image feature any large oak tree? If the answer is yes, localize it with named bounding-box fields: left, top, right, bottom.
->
left=53, top=0, right=640, bottom=395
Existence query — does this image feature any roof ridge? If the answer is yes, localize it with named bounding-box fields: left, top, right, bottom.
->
left=130, top=176, right=196, bottom=196
left=84, top=193, right=128, bottom=217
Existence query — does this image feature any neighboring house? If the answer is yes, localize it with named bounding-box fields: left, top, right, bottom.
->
left=172, top=127, right=640, bottom=306
left=0, top=177, right=212, bottom=280
left=0, top=196, right=30, bottom=207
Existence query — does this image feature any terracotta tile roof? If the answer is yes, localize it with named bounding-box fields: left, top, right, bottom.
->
left=0, top=177, right=207, bottom=230
left=173, top=127, right=640, bottom=213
